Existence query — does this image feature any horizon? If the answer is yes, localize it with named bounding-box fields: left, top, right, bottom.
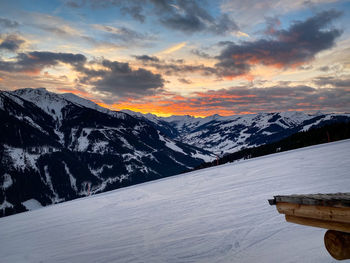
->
left=3, top=87, right=349, bottom=118
left=0, top=1, right=349, bottom=116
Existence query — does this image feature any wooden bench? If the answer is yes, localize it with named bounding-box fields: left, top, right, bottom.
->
left=269, top=193, right=350, bottom=260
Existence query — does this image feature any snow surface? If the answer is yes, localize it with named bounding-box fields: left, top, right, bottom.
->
left=63, top=162, right=78, bottom=191
left=191, top=151, right=214, bottom=163
left=1, top=140, right=350, bottom=263
left=0, top=200, right=13, bottom=211
left=159, top=132, right=186, bottom=154
left=22, top=199, right=43, bottom=211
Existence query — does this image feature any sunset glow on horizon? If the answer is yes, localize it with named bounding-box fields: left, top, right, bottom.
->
left=0, top=0, right=349, bottom=116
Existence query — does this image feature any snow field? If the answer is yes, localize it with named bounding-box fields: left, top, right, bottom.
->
left=0, top=139, right=350, bottom=262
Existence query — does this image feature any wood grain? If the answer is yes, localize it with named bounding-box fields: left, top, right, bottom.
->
left=285, top=215, right=350, bottom=233
left=324, top=230, right=350, bottom=260
left=276, top=202, right=350, bottom=223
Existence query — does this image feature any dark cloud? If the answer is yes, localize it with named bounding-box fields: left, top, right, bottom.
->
left=0, top=49, right=164, bottom=98
left=178, top=78, right=192, bottom=84
left=314, top=76, right=350, bottom=88
left=68, top=58, right=164, bottom=97
left=0, top=51, right=86, bottom=73
left=215, top=10, right=343, bottom=77
left=207, top=85, right=349, bottom=113
left=138, top=58, right=217, bottom=76
left=191, top=49, right=212, bottom=59
left=121, top=5, right=145, bottom=22
left=318, top=66, right=330, bottom=72
left=134, top=55, right=160, bottom=62
left=0, top=34, right=25, bottom=51
left=0, top=17, right=19, bottom=28
left=174, top=85, right=349, bottom=114
left=65, top=0, right=238, bottom=35
left=160, top=13, right=206, bottom=33
left=158, top=1, right=238, bottom=35
left=209, top=13, right=238, bottom=35
left=78, top=59, right=164, bottom=97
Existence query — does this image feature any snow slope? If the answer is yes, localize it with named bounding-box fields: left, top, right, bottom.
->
left=1, top=140, right=350, bottom=263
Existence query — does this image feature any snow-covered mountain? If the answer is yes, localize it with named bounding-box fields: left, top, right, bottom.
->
left=123, top=110, right=350, bottom=155
left=1, top=87, right=349, bottom=218
left=1, top=139, right=349, bottom=262
left=0, top=88, right=213, bottom=217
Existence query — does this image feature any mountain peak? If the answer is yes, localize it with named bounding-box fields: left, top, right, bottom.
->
left=11, top=88, right=70, bottom=120
left=7, top=88, right=127, bottom=120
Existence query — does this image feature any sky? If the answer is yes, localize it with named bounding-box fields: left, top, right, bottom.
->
left=0, top=0, right=350, bottom=117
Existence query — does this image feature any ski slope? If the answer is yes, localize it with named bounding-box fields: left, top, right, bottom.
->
left=1, top=140, right=350, bottom=263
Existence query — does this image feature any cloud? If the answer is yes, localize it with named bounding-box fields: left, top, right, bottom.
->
left=158, top=42, right=187, bottom=55
left=234, top=31, right=250, bottom=38
left=26, top=13, right=79, bottom=36
left=38, top=24, right=80, bottom=37
left=65, top=0, right=149, bottom=19
left=73, top=59, right=165, bottom=98
left=0, top=34, right=25, bottom=51
left=191, top=49, right=213, bottom=59
left=0, top=49, right=164, bottom=99
left=157, top=1, right=238, bottom=35
left=0, top=17, right=19, bottom=28
left=314, top=76, right=350, bottom=88
left=178, top=78, right=192, bottom=84
left=113, top=84, right=350, bottom=116
left=136, top=56, right=217, bottom=76
left=264, top=16, right=281, bottom=35
left=215, top=10, right=343, bottom=78
left=220, top=0, right=338, bottom=26
left=93, top=24, right=156, bottom=44
left=120, top=5, right=145, bottom=22
left=134, top=55, right=160, bottom=62
left=0, top=51, right=86, bottom=73
left=24, top=13, right=131, bottom=49
left=66, top=0, right=239, bottom=35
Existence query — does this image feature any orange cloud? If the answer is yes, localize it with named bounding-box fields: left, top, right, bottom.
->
left=97, top=92, right=259, bottom=117
left=49, top=84, right=349, bottom=117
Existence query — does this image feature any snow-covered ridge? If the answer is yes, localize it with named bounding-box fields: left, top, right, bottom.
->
left=10, top=88, right=127, bottom=121
left=12, top=88, right=70, bottom=121
left=126, top=109, right=350, bottom=154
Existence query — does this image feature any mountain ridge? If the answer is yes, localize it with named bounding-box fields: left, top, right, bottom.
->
left=1, top=88, right=349, bottom=218
left=0, top=88, right=213, bottom=217
left=123, top=109, right=350, bottom=154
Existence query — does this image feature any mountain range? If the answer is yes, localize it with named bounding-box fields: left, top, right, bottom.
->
left=1, top=88, right=349, bottom=217
left=0, top=88, right=212, bottom=217
left=122, top=109, right=350, bottom=155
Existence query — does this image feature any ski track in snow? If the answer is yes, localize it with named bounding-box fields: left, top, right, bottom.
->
left=1, top=140, right=350, bottom=263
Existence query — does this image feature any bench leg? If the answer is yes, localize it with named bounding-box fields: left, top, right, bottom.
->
left=324, top=230, right=350, bottom=260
